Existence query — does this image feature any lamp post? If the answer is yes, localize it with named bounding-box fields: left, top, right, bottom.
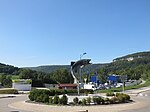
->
left=80, top=52, right=87, bottom=60
left=78, top=52, right=87, bottom=95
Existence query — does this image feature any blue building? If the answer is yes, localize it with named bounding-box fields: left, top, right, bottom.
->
left=90, top=75, right=99, bottom=84
left=108, top=75, right=120, bottom=84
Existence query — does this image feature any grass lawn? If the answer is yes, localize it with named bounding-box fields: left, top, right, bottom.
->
left=95, top=80, right=150, bottom=93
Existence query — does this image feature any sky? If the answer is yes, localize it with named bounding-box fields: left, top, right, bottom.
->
left=0, top=0, right=150, bottom=67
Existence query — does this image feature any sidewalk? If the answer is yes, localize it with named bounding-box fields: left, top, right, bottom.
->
left=0, top=94, right=17, bottom=98
left=124, top=86, right=150, bottom=95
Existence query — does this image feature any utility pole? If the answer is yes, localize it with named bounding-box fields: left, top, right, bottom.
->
left=78, top=52, right=87, bottom=95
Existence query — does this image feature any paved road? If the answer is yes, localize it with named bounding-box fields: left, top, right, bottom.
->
left=120, top=91, right=150, bottom=112
left=1, top=90, right=150, bottom=112
left=0, top=94, right=31, bottom=112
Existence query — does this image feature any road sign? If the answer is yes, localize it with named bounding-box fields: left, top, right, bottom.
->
left=120, top=75, right=127, bottom=93
left=120, top=75, right=127, bottom=82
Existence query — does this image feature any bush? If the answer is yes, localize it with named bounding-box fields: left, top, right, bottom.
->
left=49, top=89, right=77, bottom=96
left=0, top=89, right=18, bottom=94
left=35, top=95, right=43, bottom=102
left=49, top=89, right=55, bottom=96
left=28, top=89, right=50, bottom=103
left=115, top=93, right=130, bottom=103
left=78, top=100, right=82, bottom=105
left=124, top=94, right=130, bottom=101
left=28, top=93, right=34, bottom=101
left=104, top=98, right=110, bottom=104
left=87, top=97, right=91, bottom=105
left=116, top=93, right=121, bottom=97
left=117, top=95, right=125, bottom=103
left=53, top=94, right=59, bottom=104
left=42, top=94, right=49, bottom=103
left=82, top=98, right=87, bottom=105
left=60, top=94, right=68, bottom=105
left=106, top=92, right=115, bottom=96
left=49, top=97, right=53, bottom=104
left=110, top=97, right=118, bottom=104
left=92, top=96, right=103, bottom=105
left=73, top=97, right=79, bottom=105
left=80, top=89, right=93, bottom=94
left=92, top=97, right=98, bottom=104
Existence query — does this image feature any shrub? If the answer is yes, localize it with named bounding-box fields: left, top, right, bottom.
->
left=80, top=89, right=94, bottom=94
left=82, top=98, right=87, bottom=105
left=60, top=94, right=68, bottom=105
left=103, top=98, right=110, bottom=104
left=49, top=89, right=77, bottom=96
left=124, top=94, right=130, bottom=101
left=42, top=94, right=49, bottom=103
left=28, top=89, right=50, bottom=103
left=53, top=94, right=59, bottom=104
left=117, top=95, right=125, bottom=103
left=92, top=97, right=97, bottom=104
left=116, top=93, right=121, bottom=97
left=106, top=92, right=115, bottom=96
left=73, top=97, right=79, bottom=105
left=92, top=96, right=103, bottom=105
left=110, top=97, right=118, bottom=104
left=58, top=97, right=61, bottom=104
left=28, top=93, right=34, bottom=101
left=35, top=95, right=43, bottom=102
left=115, top=93, right=130, bottom=103
left=87, top=97, right=91, bottom=105
left=49, top=97, right=53, bottom=104
left=49, top=89, right=55, bottom=96
left=78, top=100, right=82, bottom=105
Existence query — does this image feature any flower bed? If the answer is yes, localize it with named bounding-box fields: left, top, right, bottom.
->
left=28, top=89, right=131, bottom=106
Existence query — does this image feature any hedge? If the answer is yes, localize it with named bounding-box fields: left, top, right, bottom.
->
left=0, top=89, right=18, bottom=94
left=28, top=89, right=50, bottom=103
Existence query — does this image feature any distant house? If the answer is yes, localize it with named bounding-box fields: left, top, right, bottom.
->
left=57, top=84, right=77, bottom=90
left=126, top=57, right=134, bottom=61
left=12, top=79, right=32, bottom=91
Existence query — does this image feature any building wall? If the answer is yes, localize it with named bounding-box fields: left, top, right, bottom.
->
left=12, top=83, right=31, bottom=91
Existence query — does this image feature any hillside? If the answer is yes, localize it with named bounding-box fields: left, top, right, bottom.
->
left=27, top=64, right=107, bottom=73
left=113, top=51, right=150, bottom=62
left=0, top=63, right=19, bottom=75
left=0, top=51, right=150, bottom=84
left=100, top=51, right=150, bottom=81
left=26, top=52, right=150, bottom=74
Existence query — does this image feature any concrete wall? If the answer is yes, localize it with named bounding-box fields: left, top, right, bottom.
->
left=12, top=83, right=31, bottom=91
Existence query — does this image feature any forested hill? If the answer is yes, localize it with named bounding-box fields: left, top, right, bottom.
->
left=0, top=63, right=19, bottom=75
left=0, top=51, right=150, bottom=85
left=113, top=51, right=150, bottom=62
left=27, top=65, right=70, bottom=73
left=27, top=64, right=107, bottom=73
left=101, top=51, right=150, bottom=81
left=26, top=51, right=150, bottom=74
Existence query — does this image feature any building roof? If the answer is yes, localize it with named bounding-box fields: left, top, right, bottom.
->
left=58, top=84, right=77, bottom=87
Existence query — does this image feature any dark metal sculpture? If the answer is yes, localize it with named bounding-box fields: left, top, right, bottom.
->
left=71, top=59, right=91, bottom=84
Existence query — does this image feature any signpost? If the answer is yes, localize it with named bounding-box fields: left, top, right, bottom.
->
left=120, top=75, right=127, bottom=93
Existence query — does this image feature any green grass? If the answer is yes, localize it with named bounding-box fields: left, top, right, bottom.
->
left=95, top=80, right=150, bottom=93
left=0, top=88, right=18, bottom=94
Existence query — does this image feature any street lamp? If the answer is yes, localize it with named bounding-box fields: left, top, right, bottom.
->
left=80, top=52, right=87, bottom=60
left=78, top=52, right=87, bottom=95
